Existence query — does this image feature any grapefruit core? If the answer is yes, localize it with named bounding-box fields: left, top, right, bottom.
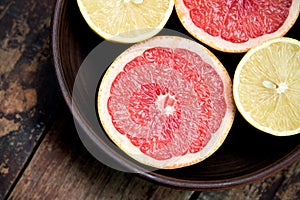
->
left=97, top=36, right=235, bottom=169
left=175, top=0, right=300, bottom=52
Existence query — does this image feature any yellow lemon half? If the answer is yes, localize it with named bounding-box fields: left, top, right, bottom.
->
left=233, top=37, right=300, bottom=136
left=77, top=0, right=174, bottom=43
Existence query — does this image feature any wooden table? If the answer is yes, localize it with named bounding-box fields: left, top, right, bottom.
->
left=0, top=1, right=299, bottom=199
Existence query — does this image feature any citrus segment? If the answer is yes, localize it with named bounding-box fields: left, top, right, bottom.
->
left=77, top=0, right=174, bottom=43
left=175, top=0, right=300, bottom=52
left=98, top=36, right=235, bottom=169
left=174, top=49, right=227, bottom=133
left=233, top=37, right=300, bottom=136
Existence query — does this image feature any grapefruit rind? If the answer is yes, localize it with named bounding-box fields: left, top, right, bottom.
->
left=77, top=0, right=174, bottom=43
left=97, top=36, right=235, bottom=169
left=174, top=0, right=300, bottom=53
left=233, top=37, right=300, bottom=136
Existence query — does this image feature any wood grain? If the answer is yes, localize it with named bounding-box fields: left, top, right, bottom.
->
left=0, top=0, right=59, bottom=198
left=9, top=107, right=194, bottom=200
left=8, top=106, right=300, bottom=200
left=198, top=160, right=300, bottom=200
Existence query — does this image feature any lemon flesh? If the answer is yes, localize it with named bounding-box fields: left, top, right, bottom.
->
left=77, top=0, right=174, bottom=43
left=234, top=37, right=300, bottom=136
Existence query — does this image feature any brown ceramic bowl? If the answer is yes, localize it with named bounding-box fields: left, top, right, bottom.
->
left=51, top=0, right=300, bottom=190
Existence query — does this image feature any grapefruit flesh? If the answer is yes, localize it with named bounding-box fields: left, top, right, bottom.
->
left=98, top=36, right=235, bottom=169
left=175, top=0, right=300, bottom=52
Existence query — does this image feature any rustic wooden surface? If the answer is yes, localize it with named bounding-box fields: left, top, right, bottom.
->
left=0, top=0, right=299, bottom=200
left=7, top=106, right=300, bottom=200
left=0, top=0, right=59, bottom=199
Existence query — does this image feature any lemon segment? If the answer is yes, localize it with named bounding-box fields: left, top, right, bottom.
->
left=77, top=0, right=174, bottom=43
left=233, top=37, right=300, bottom=136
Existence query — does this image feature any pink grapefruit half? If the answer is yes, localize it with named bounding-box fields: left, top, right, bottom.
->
left=97, top=36, right=235, bottom=169
left=175, top=0, right=300, bottom=52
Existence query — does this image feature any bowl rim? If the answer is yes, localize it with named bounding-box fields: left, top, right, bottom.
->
left=50, top=0, right=300, bottom=190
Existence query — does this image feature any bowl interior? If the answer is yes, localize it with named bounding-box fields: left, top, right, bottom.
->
left=51, top=0, right=300, bottom=190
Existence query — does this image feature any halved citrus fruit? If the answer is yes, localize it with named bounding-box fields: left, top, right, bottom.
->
left=175, top=0, right=300, bottom=52
left=233, top=37, right=300, bottom=136
left=97, top=36, right=235, bottom=169
left=77, top=0, right=174, bottom=43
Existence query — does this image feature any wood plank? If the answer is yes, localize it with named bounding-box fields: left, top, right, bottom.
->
left=0, top=0, right=59, bottom=198
left=8, top=105, right=300, bottom=199
left=197, top=159, right=300, bottom=200
left=273, top=160, right=300, bottom=200
left=9, top=107, right=194, bottom=200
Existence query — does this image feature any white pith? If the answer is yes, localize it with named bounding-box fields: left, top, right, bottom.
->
left=155, top=94, right=177, bottom=116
